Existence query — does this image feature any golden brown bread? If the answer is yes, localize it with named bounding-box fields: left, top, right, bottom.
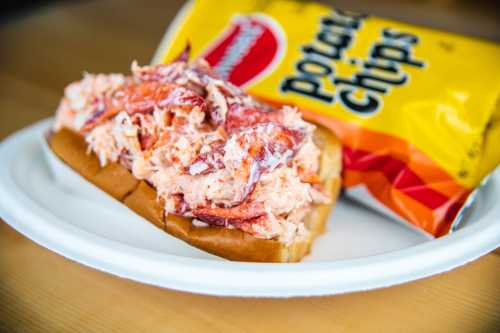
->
left=49, top=126, right=341, bottom=262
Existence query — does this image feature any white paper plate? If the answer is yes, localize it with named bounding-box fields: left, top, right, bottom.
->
left=0, top=119, right=499, bottom=297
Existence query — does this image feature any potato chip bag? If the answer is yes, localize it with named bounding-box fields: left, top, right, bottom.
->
left=153, top=0, right=500, bottom=236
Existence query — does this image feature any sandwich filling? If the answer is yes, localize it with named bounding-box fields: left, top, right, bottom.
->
left=54, top=59, right=330, bottom=244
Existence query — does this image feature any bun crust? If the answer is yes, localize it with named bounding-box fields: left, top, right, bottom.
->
left=49, top=126, right=341, bottom=262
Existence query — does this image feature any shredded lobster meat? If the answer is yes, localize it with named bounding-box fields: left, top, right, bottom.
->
left=192, top=202, right=266, bottom=227
left=54, top=57, right=329, bottom=244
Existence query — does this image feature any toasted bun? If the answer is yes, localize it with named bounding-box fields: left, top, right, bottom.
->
left=49, top=126, right=341, bottom=262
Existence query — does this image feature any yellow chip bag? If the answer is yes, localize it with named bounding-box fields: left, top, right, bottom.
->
left=153, top=0, right=500, bottom=237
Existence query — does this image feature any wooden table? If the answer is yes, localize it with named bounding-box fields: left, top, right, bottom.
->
left=1, top=1, right=499, bottom=332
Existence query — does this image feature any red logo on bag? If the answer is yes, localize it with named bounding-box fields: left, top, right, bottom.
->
left=201, top=15, right=286, bottom=88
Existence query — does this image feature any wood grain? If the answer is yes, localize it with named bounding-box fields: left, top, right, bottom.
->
left=0, top=0, right=499, bottom=332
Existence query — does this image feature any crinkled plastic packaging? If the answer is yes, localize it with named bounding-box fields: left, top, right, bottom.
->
left=153, top=0, right=500, bottom=236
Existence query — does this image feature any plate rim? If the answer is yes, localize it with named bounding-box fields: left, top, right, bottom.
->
left=1, top=119, right=499, bottom=297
